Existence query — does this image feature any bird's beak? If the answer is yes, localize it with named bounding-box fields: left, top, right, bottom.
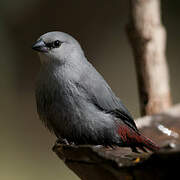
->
left=32, top=39, right=48, bottom=52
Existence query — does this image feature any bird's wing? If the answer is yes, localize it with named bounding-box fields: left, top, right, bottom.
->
left=76, top=65, right=138, bottom=132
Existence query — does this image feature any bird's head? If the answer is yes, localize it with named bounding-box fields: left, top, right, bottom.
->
left=32, top=31, right=84, bottom=64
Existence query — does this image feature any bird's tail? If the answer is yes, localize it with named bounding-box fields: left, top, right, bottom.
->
left=139, top=134, right=160, bottom=152
left=118, top=125, right=160, bottom=152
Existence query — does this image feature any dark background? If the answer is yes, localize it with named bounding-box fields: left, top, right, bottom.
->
left=1, top=0, right=180, bottom=179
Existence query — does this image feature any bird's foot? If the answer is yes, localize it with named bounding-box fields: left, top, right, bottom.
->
left=55, top=138, right=70, bottom=145
left=55, top=138, right=75, bottom=146
left=52, top=138, right=71, bottom=152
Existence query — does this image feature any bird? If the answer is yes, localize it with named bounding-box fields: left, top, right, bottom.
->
left=32, top=31, right=159, bottom=153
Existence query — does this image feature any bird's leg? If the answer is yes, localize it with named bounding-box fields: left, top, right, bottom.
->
left=55, top=137, right=70, bottom=145
left=52, top=137, right=73, bottom=152
left=55, top=137, right=76, bottom=146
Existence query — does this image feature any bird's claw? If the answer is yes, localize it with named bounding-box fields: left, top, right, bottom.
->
left=55, top=138, right=70, bottom=145
left=55, top=138, right=75, bottom=146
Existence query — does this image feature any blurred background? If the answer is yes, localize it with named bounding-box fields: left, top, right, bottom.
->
left=1, top=0, right=180, bottom=179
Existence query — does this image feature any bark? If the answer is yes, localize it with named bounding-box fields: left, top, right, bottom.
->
left=126, top=0, right=172, bottom=115
left=53, top=104, right=180, bottom=180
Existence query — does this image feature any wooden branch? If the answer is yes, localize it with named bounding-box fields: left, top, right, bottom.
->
left=53, top=104, right=180, bottom=180
left=126, top=0, right=172, bottom=115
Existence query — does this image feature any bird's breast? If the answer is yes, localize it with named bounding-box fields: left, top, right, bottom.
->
left=35, top=66, right=85, bottom=130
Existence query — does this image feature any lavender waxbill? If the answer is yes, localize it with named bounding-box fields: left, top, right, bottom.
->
left=32, top=31, right=159, bottom=152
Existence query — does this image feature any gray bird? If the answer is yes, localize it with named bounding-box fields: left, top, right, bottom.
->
left=32, top=31, right=159, bottom=152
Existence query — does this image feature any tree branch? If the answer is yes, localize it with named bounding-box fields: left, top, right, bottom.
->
left=126, top=0, right=172, bottom=115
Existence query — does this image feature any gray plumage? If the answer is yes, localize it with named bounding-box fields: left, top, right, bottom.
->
left=32, top=31, right=159, bottom=152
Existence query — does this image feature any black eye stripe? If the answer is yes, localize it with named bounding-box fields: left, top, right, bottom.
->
left=45, top=40, right=62, bottom=49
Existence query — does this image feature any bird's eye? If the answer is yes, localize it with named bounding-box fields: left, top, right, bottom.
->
left=54, top=40, right=61, bottom=48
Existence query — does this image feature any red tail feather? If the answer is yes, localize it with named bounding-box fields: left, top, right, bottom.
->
left=118, top=125, right=159, bottom=152
left=139, top=134, right=160, bottom=152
